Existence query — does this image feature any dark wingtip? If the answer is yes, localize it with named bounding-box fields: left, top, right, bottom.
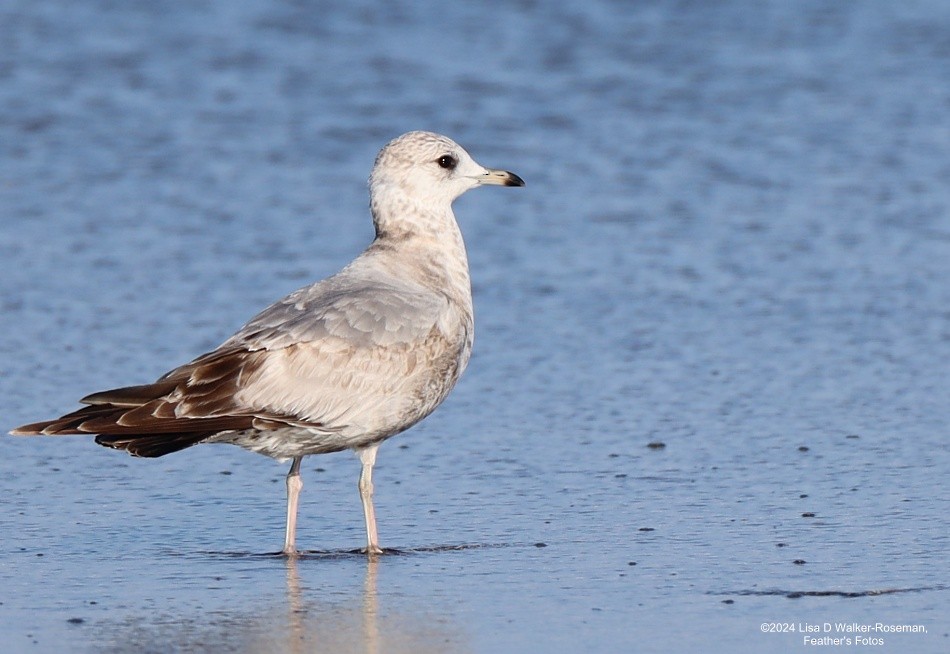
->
left=95, top=432, right=210, bottom=457
left=10, top=422, right=51, bottom=435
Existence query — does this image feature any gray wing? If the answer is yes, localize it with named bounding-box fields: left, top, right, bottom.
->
left=163, top=269, right=466, bottom=430
left=17, top=272, right=463, bottom=448
left=221, top=273, right=450, bottom=352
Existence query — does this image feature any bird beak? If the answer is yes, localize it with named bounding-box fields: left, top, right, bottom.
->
left=475, top=168, right=526, bottom=187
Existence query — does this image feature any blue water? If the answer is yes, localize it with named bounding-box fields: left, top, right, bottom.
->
left=2, top=1, right=948, bottom=652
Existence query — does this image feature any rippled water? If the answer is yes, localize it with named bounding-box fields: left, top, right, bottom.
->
left=2, top=1, right=948, bottom=652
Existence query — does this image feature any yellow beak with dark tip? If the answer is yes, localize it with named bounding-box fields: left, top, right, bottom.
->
left=475, top=168, right=525, bottom=187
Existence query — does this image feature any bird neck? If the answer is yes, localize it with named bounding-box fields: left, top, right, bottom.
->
left=368, top=195, right=472, bottom=303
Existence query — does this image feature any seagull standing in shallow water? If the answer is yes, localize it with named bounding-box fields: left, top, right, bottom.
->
left=11, top=131, right=524, bottom=556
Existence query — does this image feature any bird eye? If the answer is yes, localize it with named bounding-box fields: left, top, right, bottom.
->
left=437, top=154, right=457, bottom=170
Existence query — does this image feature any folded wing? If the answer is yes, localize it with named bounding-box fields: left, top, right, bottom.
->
left=11, top=278, right=455, bottom=458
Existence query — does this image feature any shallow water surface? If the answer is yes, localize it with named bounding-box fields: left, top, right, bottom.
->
left=2, top=1, right=948, bottom=652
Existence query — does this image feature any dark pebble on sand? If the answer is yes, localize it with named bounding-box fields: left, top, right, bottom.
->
left=534, top=542, right=547, bottom=548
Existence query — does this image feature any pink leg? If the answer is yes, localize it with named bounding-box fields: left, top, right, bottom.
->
left=283, top=456, right=303, bottom=556
left=357, top=444, right=383, bottom=555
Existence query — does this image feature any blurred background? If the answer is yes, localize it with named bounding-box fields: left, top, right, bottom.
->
left=1, top=1, right=948, bottom=652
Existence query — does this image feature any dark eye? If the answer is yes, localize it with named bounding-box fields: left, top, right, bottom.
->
left=437, top=154, right=457, bottom=170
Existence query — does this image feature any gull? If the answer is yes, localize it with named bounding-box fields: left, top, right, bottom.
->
left=11, top=131, right=524, bottom=556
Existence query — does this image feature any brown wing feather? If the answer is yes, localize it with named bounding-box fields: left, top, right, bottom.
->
left=11, top=347, right=310, bottom=457
left=80, top=381, right=179, bottom=406
left=95, top=432, right=216, bottom=458
left=11, top=404, right=117, bottom=435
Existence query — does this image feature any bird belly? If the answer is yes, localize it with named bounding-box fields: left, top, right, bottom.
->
left=208, top=426, right=377, bottom=459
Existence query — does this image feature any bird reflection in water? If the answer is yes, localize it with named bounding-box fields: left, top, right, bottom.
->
left=258, top=552, right=466, bottom=654
left=281, top=556, right=382, bottom=654
left=94, top=552, right=468, bottom=654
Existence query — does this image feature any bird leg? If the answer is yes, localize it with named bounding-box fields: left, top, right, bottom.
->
left=283, top=456, right=303, bottom=556
left=357, top=443, right=383, bottom=555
